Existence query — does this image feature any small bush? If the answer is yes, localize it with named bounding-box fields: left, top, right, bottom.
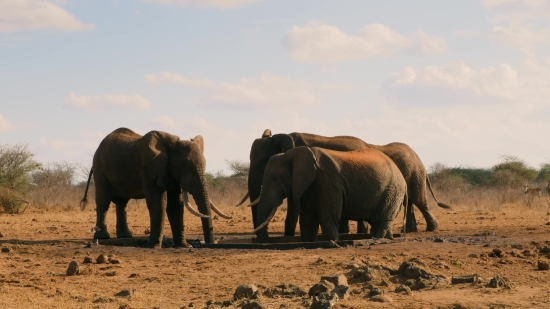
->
left=0, top=186, right=29, bottom=214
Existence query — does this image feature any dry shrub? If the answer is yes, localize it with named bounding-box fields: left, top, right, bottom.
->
left=0, top=186, right=29, bottom=214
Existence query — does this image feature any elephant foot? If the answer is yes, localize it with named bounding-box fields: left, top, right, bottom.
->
left=94, top=230, right=111, bottom=240
left=116, top=229, right=133, bottom=238
left=174, top=239, right=190, bottom=248
left=147, top=236, right=163, bottom=249
left=426, top=220, right=439, bottom=232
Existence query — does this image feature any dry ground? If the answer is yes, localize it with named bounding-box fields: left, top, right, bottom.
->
left=1, top=197, right=550, bottom=309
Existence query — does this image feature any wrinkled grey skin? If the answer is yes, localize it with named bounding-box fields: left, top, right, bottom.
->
left=247, top=130, right=450, bottom=238
left=81, top=128, right=213, bottom=248
left=256, top=147, right=407, bottom=242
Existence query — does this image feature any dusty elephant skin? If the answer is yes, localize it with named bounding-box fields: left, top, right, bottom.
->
left=242, top=130, right=451, bottom=239
left=81, top=127, right=217, bottom=248
left=254, top=147, right=408, bottom=242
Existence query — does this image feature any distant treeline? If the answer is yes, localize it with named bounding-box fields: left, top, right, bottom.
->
left=429, top=155, right=550, bottom=189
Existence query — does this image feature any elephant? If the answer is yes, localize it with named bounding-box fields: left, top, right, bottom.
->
left=252, top=146, right=408, bottom=242
left=238, top=129, right=450, bottom=238
left=81, top=128, right=231, bottom=248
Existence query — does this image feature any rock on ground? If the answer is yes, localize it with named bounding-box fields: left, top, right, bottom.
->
left=66, top=260, right=79, bottom=276
left=234, top=284, right=259, bottom=300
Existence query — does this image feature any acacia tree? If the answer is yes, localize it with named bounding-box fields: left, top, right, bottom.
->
left=0, top=143, right=41, bottom=193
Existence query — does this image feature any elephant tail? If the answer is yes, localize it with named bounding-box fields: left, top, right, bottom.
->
left=402, top=190, right=408, bottom=237
left=426, top=175, right=452, bottom=209
left=80, top=168, right=93, bottom=210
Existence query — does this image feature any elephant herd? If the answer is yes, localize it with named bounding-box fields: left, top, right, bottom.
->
left=81, top=127, right=451, bottom=248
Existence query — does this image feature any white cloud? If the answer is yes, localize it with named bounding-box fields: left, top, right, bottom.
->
left=0, top=0, right=95, bottom=33
left=386, top=56, right=550, bottom=113
left=145, top=72, right=214, bottom=88
left=145, top=72, right=353, bottom=109
left=281, top=22, right=447, bottom=63
left=0, top=114, right=15, bottom=133
left=140, top=0, right=259, bottom=9
left=64, top=93, right=152, bottom=111
left=489, top=22, right=550, bottom=53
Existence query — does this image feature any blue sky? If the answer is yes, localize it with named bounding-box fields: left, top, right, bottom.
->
left=1, top=0, right=550, bottom=178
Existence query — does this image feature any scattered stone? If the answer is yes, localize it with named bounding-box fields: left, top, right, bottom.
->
left=83, top=256, right=93, bottom=264
left=331, top=285, right=350, bottom=299
left=539, top=246, right=550, bottom=254
left=395, top=285, right=411, bottom=294
left=468, top=253, right=479, bottom=258
left=308, top=280, right=335, bottom=297
left=321, top=274, right=348, bottom=287
left=397, top=260, right=432, bottom=279
left=1, top=247, right=10, bottom=253
left=96, top=254, right=108, bottom=264
left=241, top=300, right=266, bottom=309
left=109, top=258, right=121, bottom=264
left=0, top=232, right=4, bottom=237
left=490, top=249, right=504, bottom=258
left=222, top=300, right=232, bottom=307
left=311, top=292, right=338, bottom=309
left=234, top=284, right=259, bottom=300
left=434, top=237, right=446, bottom=243
left=369, top=295, right=393, bottom=302
left=114, top=289, right=133, bottom=297
left=66, top=260, right=79, bottom=276
left=357, top=264, right=391, bottom=282
left=452, top=274, right=482, bottom=285
left=129, top=273, right=138, bottom=278
left=537, top=260, right=550, bottom=270
left=488, top=276, right=512, bottom=288
left=368, top=288, right=384, bottom=297
left=263, top=284, right=306, bottom=298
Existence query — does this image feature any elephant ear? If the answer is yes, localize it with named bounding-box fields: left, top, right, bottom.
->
left=272, top=133, right=295, bottom=153
left=190, top=135, right=204, bottom=153
left=138, top=130, right=180, bottom=189
left=286, top=147, right=317, bottom=202
left=262, top=129, right=272, bottom=138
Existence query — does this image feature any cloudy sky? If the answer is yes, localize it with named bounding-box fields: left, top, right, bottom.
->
left=1, top=0, right=550, bottom=177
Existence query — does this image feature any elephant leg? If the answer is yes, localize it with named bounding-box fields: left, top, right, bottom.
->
left=404, top=200, right=418, bottom=233
left=338, top=219, right=351, bottom=234
left=413, top=201, right=439, bottom=231
left=143, top=184, right=166, bottom=249
left=113, top=197, right=133, bottom=238
left=356, top=221, right=368, bottom=234
left=284, top=199, right=299, bottom=236
left=299, top=213, right=319, bottom=242
left=320, top=219, right=340, bottom=242
left=94, top=190, right=112, bottom=239
left=166, top=188, right=186, bottom=247
left=370, top=221, right=390, bottom=239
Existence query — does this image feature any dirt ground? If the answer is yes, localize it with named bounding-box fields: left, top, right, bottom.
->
left=1, top=200, right=550, bottom=309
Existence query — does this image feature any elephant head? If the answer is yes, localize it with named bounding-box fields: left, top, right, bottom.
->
left=253, top=147, right=317, bottom=236
left=138, top=131, right=230, bottom=244
left=239, top=130, right=295, bottom=227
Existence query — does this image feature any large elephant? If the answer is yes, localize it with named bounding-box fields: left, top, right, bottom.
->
left=253, top=147, right=407, bottom=242
left=239, top=130, right=450, bottom=238
left=81, top=128, right=231, bottom=248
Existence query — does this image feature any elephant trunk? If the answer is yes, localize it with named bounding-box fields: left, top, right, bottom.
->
left=247, top=164, right=264, bottom=227
left=190, top=174, right=214, bottom=244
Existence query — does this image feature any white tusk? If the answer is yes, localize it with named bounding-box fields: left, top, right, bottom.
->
left=210, top=200, right=232, bottom=219
left=251, top=206, right=278, bottom=234
left=183, top=192, right=210, bottom=219
left=248, top=196, right=260, bottom=207
left=235, top=192, right=250, bottom=207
